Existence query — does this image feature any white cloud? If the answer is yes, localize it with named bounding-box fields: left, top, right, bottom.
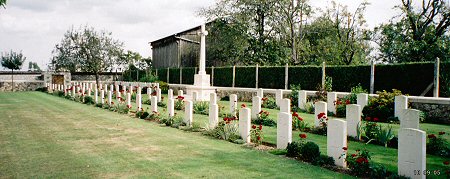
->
left=0, top=0, right=401, bottom=70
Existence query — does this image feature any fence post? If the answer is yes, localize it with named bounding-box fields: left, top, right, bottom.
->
left=434, top=57, right=440, bottom=97
left=212, top=66, right=215, bottom=86
left=370, top=60, right=375, bottom=94
left=232, top=65, right=236, bottom=88
left=255, top=64, right=259, bottom=88
left=285, top=63, right=289, bottom=90
left=167, top=67, right=169, bottom=84
left=322, top=62, right=326, bottom=90
left=180, top=67, right=183, bottom=84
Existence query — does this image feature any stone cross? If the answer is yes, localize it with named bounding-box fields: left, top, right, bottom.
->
left=198, top=24, right=208, bottom=75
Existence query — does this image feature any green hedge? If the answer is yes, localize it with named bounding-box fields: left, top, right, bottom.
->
left=156, top=62, right=450, bottom=97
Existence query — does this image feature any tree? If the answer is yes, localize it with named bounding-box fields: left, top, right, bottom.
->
left=51, top=26, right=125, bottom=87
left=1, top=50, right=26, bottom=91
left=374, top=0, right=450, bottom=63
left=0, top=0, right=6, bottom=8
left=28, top=62, right=41, bottom=72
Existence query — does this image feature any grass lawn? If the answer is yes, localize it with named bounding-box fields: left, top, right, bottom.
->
left=0, top=92, right=354, bottom=178
left=133, top=94, right=450, bottom=174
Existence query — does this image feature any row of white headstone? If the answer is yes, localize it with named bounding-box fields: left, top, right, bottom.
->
left=250, top=89, right=425, bottom=179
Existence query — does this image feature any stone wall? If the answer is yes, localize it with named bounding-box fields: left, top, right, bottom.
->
left=411, top=102, right=450, bottom=125
left=0, top=81, right=44, bottom=92
left=0, top=72, right=43, bottom=82
left=71, top=72, right=122, bottom=81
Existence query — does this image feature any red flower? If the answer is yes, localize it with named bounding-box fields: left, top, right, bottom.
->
left=259, top=110, right=264, bottom=114
left=317, top=112, right=326, bottom=119
left=351, top=154, right=357, bottom=157
left=345, top=100, right=350, bottom=104
left=262, top=97, right=268, bottom=101
left=356, top=157, right=368, bottom=164
left=428, top=134, right=437, bottom=139
left=299, top=133, right=307, bottom=139
left=365, top=117, right=371, bottom=121
left=444, top=161, right=449, bottom=165
left=342, top=147, right=348, bottom=150
left=257, top=136, right=261, bottom=141
left=223, top=117, right=229, bottom=121
left=241, top=104, right=246, bottom=108
left=259, top=124, right=262, bottom=130
left=177, top=96, right=184, bottom=100
left=252, top=125, right=256, bottom=129
left=439, top=131, right=446, bottom=135
left=127, top=104, right=132, bottom=109
left=111, top=102, right=114, bottom=105
left=292, top=112, right=299, bottom=117
left=373, top=117, right=379, bottom=122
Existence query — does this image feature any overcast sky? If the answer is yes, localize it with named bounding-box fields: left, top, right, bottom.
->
left=0, top=0, right=402, bottom=70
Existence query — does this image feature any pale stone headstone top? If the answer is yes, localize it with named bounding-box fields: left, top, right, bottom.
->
left=327, top=119, right=347, bottom=168
left=239, top=107, right=251, bottom=143
left=277, top=112, right=292, bottom=149
left=398, top=128, right=426, bottom=179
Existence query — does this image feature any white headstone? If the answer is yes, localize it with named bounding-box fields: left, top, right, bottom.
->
left=136, top=93, right=142, bottom=111
left=104, top=84, right=108, bottom=92
left=108, top=91, right=112, bottom=106
left=168, top=99, right=175, bottom=117
left=94, top=88, right=98, bottom=103
left=275, top=89, right=283, bottom=106
left=156, top=88, right=162, bottom=102
left=280, top=98, right=290, bottom=113
left=395, top=95, right=408, bottom=119
left=314, top=101, right=327, bottom=127
left=184, top=100, right=193, bottom=127
left=327, top=92, right=337, bottom=114
left=130, top=85, right=134, bottom=94
left=400, top=109, right=420, bottom=129
left=327, top=119, right=347, bottom=168
left=346, top=104, right=361, bottom=139
left=168, top=89, right=173, bottom=99
left=230, top=94, right=238, bottom=115
left=87, top=88, right=91, bottom=97
left=251, top=96, right=262, bottom=120
left=123, top=85, right=127, bottom=96
left=151, top=96, right=158, bottom=112
left=178, top=90, right=184, bottom=97
left=398, top=128, right=426, bottom=179
left=101, top=90, right=105, bottom=104
left=239, top=108, right=251, bottom=143
left=137, top=86, right=142, bottom=95
left=277, top=112, right=292, bottom=149
left=72, top=86, right=76, bottom=96
left=127, top=93, right=131, bottom=107
left=257, top=88, right=263, bottom=98
left=298, top=90, right=307, bottom=110
left=147, top=86, right=151, bottom=96
left=192, top=91, right=198, bottom=102
left=356, top=93, right=368, bottom=113
left=115, top=85, right=120, bottom=98
left=209, top=104, right=219, bottom=129
left=209, top=93, right=217, bottom=105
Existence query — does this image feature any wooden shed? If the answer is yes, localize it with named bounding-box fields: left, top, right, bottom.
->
left=150, top=25, right=202, bottom=68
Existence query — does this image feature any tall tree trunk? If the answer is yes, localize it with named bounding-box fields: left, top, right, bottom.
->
left=11, top=69, right=14, bottom=92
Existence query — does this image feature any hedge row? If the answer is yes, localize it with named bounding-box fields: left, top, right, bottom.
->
left=155, top=62, right=450, bottom=97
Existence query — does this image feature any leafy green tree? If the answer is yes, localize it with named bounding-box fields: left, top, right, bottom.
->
left=374, top=0, right=450, bottom=63
left=1, top=50, right=26, bottom=91
left=51, top=26, right=125, bottom=87
left=0, top=0, right=6, bottom=8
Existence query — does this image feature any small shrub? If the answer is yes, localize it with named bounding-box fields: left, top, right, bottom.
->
left=362, top=89, right=403, bottom=123
left=83, top=96, right=94, bottom=105
left=253, top=110, right=276, bottom=127
left=157, top=101, right=167, bottom=108
left=312, top=155, right=335, bottom=167
left=427, top=132, right=450, bottom=157
left=250, top=124, right=263, bottom=145
left=374, top=125, right=395, bottom=147
left=363, top=120, right=379, bottom=140
left=160, top=115, right=184, bottom=127
left=345, top=149, right=391, bottom=178
left=95, top=103, right=103, bottom=108
left=300, top=141, right=320, bottom=162
left=146, top=111, right=161, bottom=121
left=35, top=87, right=48, bottom=92
left=261, top=97, right=278, bottom=109
left=140, top=111, right=150, bottom=119
left=203, top=121, right=241, bottom=142
left=194, top=101, right=209, bottom=115
left=289, top=84, right=301, bottom=108
left=286, top=141, right=303, bottom=157
left=117, top=104, right=130, bottom=114
left=292, top=112, right=309, bottom=131
left=304, top=102, right=315, bottom=114
left=175, top=96, right=185, bottom=110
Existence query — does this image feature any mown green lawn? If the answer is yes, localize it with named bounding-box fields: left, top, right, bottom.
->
left=0, top=92, right=354, bottom=178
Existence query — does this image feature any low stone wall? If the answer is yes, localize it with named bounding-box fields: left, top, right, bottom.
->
left=71, top=72, right=122, bottom=81
left=0, top=72, right=43, bottom=81
left=411, top=102, right=450, bottom=125
left=0, top=81, right=44, bottom=92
